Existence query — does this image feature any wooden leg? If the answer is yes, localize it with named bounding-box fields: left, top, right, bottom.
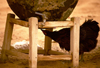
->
left=71, top=17, right=80, bottom=67
left=1, top=13, right=15, bottom=62
left=70, top=26, right=73, bottom=54
left=29, top=17, right=38, bottom=68
left=44, top=28, right=53, bottom=55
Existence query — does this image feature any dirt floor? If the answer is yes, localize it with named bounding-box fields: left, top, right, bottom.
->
left=0, top=0, right=100, bottom=68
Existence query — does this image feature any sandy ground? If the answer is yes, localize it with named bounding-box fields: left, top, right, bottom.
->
left=0, top=0, right=100, bottom=68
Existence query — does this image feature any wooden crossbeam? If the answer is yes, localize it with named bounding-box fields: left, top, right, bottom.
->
left=10, top=18, right=29, bottom=27
left=38, top=21, right=74, bottom=28
left=38, top=55, right=72, bottom=61
left=9, top=17, right=74, bottom=28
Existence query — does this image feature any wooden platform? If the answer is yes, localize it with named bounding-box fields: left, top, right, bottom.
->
left=1, top=13, right=80, bottom=68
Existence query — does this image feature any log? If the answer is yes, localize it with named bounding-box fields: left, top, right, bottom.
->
left=39, top=21, right=74, bottom=28
left=1, top=13, right=15, bottom=62
left=71, top=17, right=80, bottom=67
left=29, top=17, right=38, bottom=68
left=10, top=18, right=29, bottom=27
left=44, top=28, right=53, bottom=55
left=9, top=17, right=74, bottom=28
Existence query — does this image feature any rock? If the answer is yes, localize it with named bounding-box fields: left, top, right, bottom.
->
left=7, top=0, right=78, bottom=21
left=11, top=40, right=43, bottom=50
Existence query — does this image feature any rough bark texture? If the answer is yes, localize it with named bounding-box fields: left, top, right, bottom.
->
left=7, top=0, right=78, bottom=21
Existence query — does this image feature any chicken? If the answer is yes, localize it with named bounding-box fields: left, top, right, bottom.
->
left=41, top=19, right=99, bottom=61
left=42, top=27, right=70, bottom=51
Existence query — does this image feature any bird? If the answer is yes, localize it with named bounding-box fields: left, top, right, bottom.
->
left=7, top=0, right=78, bottom=22
left=41, top=19, right=99, bottom=61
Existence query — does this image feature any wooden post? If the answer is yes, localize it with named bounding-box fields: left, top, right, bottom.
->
left=44, top=28, right=53, bottom=55
left=70, top=18, right=74, bottom=54
left=1, top=13, right=15, bottom=62
left=29, top=17, right=38, bottom=68
left=71, top=17, right=80, bottom=67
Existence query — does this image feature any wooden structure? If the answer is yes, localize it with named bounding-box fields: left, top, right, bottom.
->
left=1, top=13, right=80, bottom=68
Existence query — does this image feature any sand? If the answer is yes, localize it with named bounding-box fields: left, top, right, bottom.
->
left=0, top=0, right=100, bottom=68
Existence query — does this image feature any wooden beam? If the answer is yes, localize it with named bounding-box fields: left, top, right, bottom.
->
left=70, top=19, right=74, bottom=54
left=71, top=17, right=80, bottom=67
left=1, top=13, right=15, bottom=62
left=10, top=18, right=29, bottom=27
left=29, top=17, right=38, bottom=68
left=39, top=21, right=74, bottom=28
left=9, top=17, right=74, bottom=28
left=44, top=28, right=53, bottom=55
left=38, top=55, right=72, bottom=61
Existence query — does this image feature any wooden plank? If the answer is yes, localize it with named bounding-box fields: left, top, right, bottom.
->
left=10, top=18, right=29, bottom=27
left=1, top=13, right=15, bottom=62
left=9, top=17, right=73, bottom=28
left=44, top=28, right=53, bottom=55
left=29, top=17, right=38, bottom=68
left=38, top=55, right=72, bottom=61
left=71, top=17, right=80, bottom=67
left=39, top=21, right=74, bottom=28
